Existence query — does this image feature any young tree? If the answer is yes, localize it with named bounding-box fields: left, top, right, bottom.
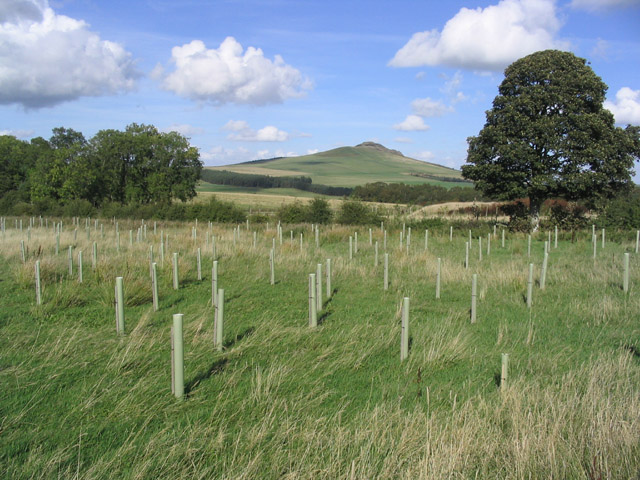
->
left=462, top=49, right=639, bottom=231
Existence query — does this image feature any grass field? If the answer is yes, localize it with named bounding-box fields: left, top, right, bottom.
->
left=206, top=144, right=471, bottom=188
left=1, top=218, right=639, bottom=478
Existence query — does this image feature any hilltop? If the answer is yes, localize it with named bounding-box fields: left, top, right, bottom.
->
left=205, top=142, right=471, bottom=188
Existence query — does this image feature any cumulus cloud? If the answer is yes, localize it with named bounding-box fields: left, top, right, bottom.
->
left=223, top=120, right=290, bottom=142
left=393, top=115, right=430, bottom=131
left=0, top=0, right=138, bottom=108
left=414, top=151, right=436, bottom=161
left=570, top=0, right=640, bottom=10
left=394, top=137, right=413, bottom=144
left=411, top=97, right=453, bottom=117
left=604, top=87, right=640, bottom=125
left=389, top=0, right=568, bottom=71
left=0, top=128, right=35, bottom=138
left=161, top=124, right=205, bottom=136
left=159, top=37, right=312, bottom=106
left=200, top=145, right=252, bottom=165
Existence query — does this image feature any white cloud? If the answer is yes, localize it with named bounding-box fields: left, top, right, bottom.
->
left=222, top=120, right=251, bottom=132
left=388, top=0, right=568, bottom=71
left=570, top=0, right=640, bottom=11
left=440, top=72, right=468, bottom=103
left=0, top=0, right=138, bottom=108
left=591, top=38, right=610, bottom=59
left=393, top=115, right=430, bottom=131
left=223, top=120, right=290, bottom=142
left=394, top=137, right=413, bottom=144
left=161, top=124, right=204, bottom=136
left=307, top=149, right=320, bottom=154
left=604, top=87, right=640, bottom=125
left=160, top=37, right=312, bottom=106
left=411, top=97, right=453, bottom=117
left=414, top=151, right=436, bottom=161
left=0, top=128, right=35, bottom=138
left=200, top=146, right=252, bottom=165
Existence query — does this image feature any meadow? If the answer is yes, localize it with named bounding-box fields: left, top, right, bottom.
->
left=1, top=216, right=639, bottom=479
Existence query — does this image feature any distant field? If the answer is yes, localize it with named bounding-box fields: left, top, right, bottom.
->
left=206, top=144, right=472, bottom=188
left=197, top=182, right=325, bottom=198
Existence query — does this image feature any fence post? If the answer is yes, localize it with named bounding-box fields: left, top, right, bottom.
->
left=623, top=252, right=630, bottom=293
left=152, top=262, right=159, bottom=311
left=172, top=313, right=184, bottom=400
left=316, top=263, right=323, bottom=311
left=540, top=251, right=548, bottom=290
left=471, top=274, right=477, bottom=323
left=172, top=253, right=179, bottom=290
left=384, top=253, right=389, bottom=291
left=35, top=260, right=42, bottom=305
left=215, top=289, right=224, bottom=351
left=401, top=297, right=409, bottom=362
left=309, top=274, right=317, bottom=328
left=115, top=276, right=125, bottom=335
left=212, top=260, right=218, bottom=306
left=526, top=263, right=533, bottom=308
left=501, top=353, right=509, bottom=389
left=326, top=258, right=331, bottom=298
left=436, top=258, right=441, bottom=299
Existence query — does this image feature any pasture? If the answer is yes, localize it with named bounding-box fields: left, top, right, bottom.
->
left=1, top=217, right=639, bottom=478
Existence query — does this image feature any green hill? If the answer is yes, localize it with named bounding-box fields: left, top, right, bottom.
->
left=206, top=142, right=471, bottom=188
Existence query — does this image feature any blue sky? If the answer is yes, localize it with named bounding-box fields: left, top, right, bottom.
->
left=1, top=0, right=639, bottom=171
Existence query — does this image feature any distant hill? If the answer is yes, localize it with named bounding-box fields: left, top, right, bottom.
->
left=205, top=142, right=472, bottom=188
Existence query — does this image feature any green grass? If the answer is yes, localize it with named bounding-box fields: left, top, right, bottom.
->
left=207, top=144, right=471, bottom=188
left=1, top=220, right=639, bottom=478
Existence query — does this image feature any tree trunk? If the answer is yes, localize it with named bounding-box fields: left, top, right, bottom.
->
left=529, top=199, right=542, bottom=232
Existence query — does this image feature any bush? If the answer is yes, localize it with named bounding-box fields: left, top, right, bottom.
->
left=544, top=201, right=588, bottom=231
left=62, top=199, right=96, bottom=218
left=598, top=187, right=640, bottom=229
left=307, top=198, right=332, bottom=224
left=277, top=202, right=308, bottom=224
left=336, top=200, right=381, bottom=225
left=500, top=201, right=530, bottom=232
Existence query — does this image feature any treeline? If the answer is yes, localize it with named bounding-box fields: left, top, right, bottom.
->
left=200, top=169, right=352, bottom=196
left=0, top=124, right=203, bottom=214
left=351, top=182, right=485, bottom=205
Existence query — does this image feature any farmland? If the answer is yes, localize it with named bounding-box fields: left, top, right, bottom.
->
left=1, top=216, right=639, bottom=478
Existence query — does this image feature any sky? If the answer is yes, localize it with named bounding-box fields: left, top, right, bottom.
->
left=1, top=0, right=639, bottom=172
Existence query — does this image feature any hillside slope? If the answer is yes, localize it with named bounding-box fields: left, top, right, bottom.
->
left=206, top=142, right=470, bottom=188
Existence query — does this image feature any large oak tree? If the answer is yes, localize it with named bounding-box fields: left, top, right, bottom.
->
left=462, top=49, right=640, bottom=230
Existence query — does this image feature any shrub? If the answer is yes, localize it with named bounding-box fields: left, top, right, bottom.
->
left=277, top=202, right=308, bottom=224
left=307, top=198, right=332, bottom=224
left=336, top=200, right=381, bottom=225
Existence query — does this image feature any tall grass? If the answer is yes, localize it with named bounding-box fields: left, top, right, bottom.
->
left=1, top=217, right=639, bottom=478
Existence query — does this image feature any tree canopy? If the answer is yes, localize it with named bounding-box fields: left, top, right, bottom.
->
left=461, top=49, right=640, bottom=230
left=0, top=124, right=202, bottom=208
